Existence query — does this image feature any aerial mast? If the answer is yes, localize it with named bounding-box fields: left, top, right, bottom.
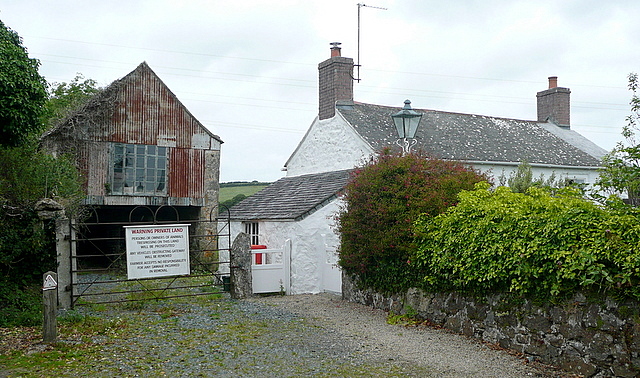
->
left=356, top=3, right=387, bottom=83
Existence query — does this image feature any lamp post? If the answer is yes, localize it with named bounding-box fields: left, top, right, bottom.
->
left=391, top=99, right=423, bottom=154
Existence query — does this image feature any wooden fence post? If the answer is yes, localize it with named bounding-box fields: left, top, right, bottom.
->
left=43, top=271, right=58, bottom=343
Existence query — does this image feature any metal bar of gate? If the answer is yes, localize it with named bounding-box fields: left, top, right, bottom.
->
left=69, top=204, right=232, bottom=307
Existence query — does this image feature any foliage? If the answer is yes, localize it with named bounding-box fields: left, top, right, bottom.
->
left=0, top=26, right=86, bottom=327
left=0, top=20, right=48, bottom=147
left=337, top=150, right=488, bottom=294
left=41, top=73, right=101, bottom=129
left=596, top=73, right=640, bottom=203
left=502, top=161, right=566, bottom=193
left=219, top=182, right=269, bottom=202
left=220, top=180, right=271, bottom=188
left=0, top=283, right=43, bottom=327
left=0, top=210, right=56, bottom=327
left=0, top=144, right=84, bottom=210
left=219, top=182, right=270, bottom=213
left=220, top=193, right=247, bottom=211
left=412, top=183, right=640, bottom=300
left=0, top=143, right=83, bottom=326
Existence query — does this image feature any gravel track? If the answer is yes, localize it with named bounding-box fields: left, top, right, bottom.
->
left=2, top=293, right=571, bottom=377
left=249, top=294, right=568, bottom=377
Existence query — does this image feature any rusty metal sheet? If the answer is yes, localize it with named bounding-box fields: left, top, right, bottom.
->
left=169, top=148, right=205, bottom=198
left=87, top=63, right=215, bottom=150
left=45, top=63, right=218, bottom=206
left=79, top=141, right=108, bottom=197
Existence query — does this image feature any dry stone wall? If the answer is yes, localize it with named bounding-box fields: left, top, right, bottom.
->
left=342, top=273, right=640, bottom=377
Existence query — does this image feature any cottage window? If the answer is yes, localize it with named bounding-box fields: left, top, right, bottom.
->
left=110, top=143, right=167, bottom=195
left=244, top=222, right=259, bottom=245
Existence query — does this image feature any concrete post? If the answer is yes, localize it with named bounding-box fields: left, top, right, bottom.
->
left=35, top=199, right=71, bottom=309
left=55, top=217, right=73, bottom=309
left=230, top=232, right=252, bottom=299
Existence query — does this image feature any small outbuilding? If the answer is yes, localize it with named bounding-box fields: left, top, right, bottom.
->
left=221, top=170, right=350, bottom=294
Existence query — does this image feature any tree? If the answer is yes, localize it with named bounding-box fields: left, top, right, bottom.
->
left=502, top=161, right=564, bottom=193
left=0, top=144, right=83, bottom=209
left=596, top=73, right=640, bottom=204
left=0, top=23, right=85, bottom=325
left=220, top=194, right=247, bottom=212
left=41, top=73, right=101, bottom=129
left=337, top=150, right=488, bottom=293
left=0, top=20, right=47, bottom=147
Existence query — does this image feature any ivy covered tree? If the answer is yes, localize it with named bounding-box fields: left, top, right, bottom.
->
left=0, top=20, right=47, bottom=147
left=596, top=73, right=640, bottom=204
left=337, top=150, right=488, bottom=294
left=0, top=22, right=85, bottom=326
left=41, top=73, right=101, bottom=129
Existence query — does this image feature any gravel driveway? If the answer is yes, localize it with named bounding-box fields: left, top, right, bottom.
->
left=2, top=293, right=570, bottom=377
left=249, top=294, right=568, bottom=377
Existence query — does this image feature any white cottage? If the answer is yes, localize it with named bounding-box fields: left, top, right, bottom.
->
left=285, top=45, right=606, bottom=183
left=222, top=170, right=349, bottom=294
left=225, top=44, right=607, bottom=295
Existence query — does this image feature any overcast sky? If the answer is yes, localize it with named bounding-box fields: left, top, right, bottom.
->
left=2, top=0, right=639, bottom=182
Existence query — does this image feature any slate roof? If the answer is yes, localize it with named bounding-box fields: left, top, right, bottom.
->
left=336, top=102, right=606, bottom=167
left=227, top=169, right=351, bottom=221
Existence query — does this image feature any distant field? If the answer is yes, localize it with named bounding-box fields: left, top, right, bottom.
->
left=219, top=182, right=269, bottom=203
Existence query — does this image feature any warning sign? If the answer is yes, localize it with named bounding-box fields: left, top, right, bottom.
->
left=124, top=224, right=190, bottom=279
left=43, top=274, right=57, bottom=291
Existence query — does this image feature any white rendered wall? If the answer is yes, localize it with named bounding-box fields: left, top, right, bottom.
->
left=285, top=116, right=372, bottom=177
left=260, top=199, right=342, bottom=294
left=472, top=163, right=601, bottom=188
left=220, top=199, right=343, bottom=294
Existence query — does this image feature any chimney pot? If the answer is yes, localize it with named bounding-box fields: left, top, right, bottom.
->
left=330, top=42, right=342, bottom=57
left=548, top=76, right=558, bottom=89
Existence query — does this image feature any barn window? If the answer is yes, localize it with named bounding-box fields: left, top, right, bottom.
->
left=244, top=222, right=259, bottom=245
left=110, top=143, right=167, bottom=195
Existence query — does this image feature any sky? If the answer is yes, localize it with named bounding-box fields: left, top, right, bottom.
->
left=1, top=0, right=639, bottom=182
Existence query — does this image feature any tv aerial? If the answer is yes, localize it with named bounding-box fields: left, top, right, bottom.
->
left=356, top=3, right=387, bottom=83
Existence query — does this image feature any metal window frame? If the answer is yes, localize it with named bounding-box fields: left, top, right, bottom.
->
left=110, top=143, right=168, bottom=196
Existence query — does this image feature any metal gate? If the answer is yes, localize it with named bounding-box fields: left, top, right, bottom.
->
left=69, top=205, right=231, bottom=307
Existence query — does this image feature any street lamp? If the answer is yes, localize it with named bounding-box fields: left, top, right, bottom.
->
left=391, top=99, right=422, bottom=154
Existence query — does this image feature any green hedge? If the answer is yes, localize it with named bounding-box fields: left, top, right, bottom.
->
left=337, top=152, right=487, bottom=294
left=412, top=183, right=640, bottom=300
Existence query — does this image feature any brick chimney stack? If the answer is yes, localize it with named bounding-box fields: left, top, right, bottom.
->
left=318, top=42, right=354, bottom=120
left=537, top=76, right=570, bottom=128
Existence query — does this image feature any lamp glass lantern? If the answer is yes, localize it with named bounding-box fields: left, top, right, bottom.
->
left=391, top=99, right=422, bottom=153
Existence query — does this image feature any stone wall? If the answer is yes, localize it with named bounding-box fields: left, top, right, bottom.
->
left=342, top=273, right=640, bottom=377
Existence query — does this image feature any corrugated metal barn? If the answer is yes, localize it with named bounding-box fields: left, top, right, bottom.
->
left=41, top=62, right=222, bottom=261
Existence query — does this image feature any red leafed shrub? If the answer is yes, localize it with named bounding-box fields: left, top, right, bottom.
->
left=337, top=150, right=489, bottom=294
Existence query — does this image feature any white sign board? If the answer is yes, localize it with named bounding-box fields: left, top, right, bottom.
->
left=124, top=224, right=190, bottom=279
